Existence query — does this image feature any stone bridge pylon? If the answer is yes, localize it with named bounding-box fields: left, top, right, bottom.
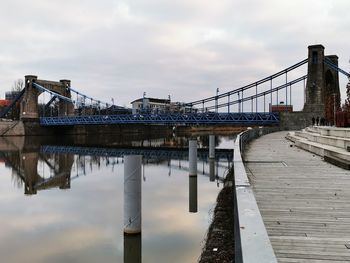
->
left=303, top=44, right=341, bottom=116
left=20, top=75, right=75, bottom=120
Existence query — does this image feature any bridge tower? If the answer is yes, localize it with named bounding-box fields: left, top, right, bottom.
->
left=303, top=44, right=340, bottom=116
left=20, top=75, right=75, bottom=120
left=21, top=75, right=39, bottom=119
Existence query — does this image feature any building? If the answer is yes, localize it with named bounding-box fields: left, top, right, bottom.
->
left=0, top=100, right=11, bottom=108
left=131, top=97, right=170, bottom=114
left=270, top=102, right=293, bottom=113
left=169, top=102, right=197, bottom=113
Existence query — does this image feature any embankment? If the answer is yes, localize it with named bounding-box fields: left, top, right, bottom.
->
left=199, top=168, right=234, bottom=263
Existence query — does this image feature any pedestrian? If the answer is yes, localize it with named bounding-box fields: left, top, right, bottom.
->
left=312, top=116, right=315, bottom=125
left=321, top=117, right=325, bottom=126
left=316, top=116, right=319, bottom=126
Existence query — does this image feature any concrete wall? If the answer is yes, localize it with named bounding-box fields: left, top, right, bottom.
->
left=279, top=111, right=319, bottom=130
left=0, top=120, right=173, bottom=137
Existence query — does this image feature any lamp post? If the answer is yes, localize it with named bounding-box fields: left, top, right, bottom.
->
left=215, top=88, right=219, bottom=113
left=142, top=92, right=146, bottom=112
left=238, top=92, right=240, bottom=113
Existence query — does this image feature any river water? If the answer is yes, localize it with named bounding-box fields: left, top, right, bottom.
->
left=0, top=134, right=234, bottom=263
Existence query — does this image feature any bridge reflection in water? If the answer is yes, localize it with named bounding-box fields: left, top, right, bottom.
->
left=3, top=144, right=232, bottom=196
left=0, top=134, right=233, bottom=263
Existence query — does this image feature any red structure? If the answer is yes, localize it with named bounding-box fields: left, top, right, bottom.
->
left=270, top=104, right=293, bottom=113
left=335, top=111, right=349, bottom=127
left=0, top=100, right=11, bottom=107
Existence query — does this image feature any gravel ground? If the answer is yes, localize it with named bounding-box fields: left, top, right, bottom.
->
left=199, top=169, right=234, bottom=263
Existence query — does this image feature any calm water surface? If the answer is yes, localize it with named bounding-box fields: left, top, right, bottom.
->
left=0, top=134, right=234, bottom=263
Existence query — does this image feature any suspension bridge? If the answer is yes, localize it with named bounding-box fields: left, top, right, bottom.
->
left=0, top=44, right=348, bottom=132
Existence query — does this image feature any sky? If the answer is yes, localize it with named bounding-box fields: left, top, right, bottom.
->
left=0, top=0, right=349, bottom=109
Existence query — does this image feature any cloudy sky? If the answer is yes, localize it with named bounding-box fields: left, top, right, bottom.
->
left=0, top=0, right=349, bottom=109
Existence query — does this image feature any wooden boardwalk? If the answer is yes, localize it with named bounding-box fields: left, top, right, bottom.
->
left=245, top=131, right=350, bottom=262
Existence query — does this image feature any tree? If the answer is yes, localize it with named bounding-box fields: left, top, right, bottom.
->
left=5, top=79, right=24, bottom=120
left=12, top=79, right=24, bottom=92
left=343, top=79, right=350, bottom=112
left=325, top=92, right=341, bottom=126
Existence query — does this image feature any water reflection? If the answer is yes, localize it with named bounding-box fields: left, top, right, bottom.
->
left=209, top=158, right=215, bottom=182
left=189, top=176, right=198, bottom=213
left=3, top=143, right=231, bottom=196
left=0, top=134, right=234, bottom=263
left=124, top=234, right=141, bottom=263
left=1, top=151, right=74, bottom=195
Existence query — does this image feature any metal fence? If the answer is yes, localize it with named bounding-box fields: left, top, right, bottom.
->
left=234, top=127, right=279, bottom=263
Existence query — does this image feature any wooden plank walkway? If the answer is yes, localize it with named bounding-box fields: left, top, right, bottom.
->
left=245, top=131, right=350, bottom=262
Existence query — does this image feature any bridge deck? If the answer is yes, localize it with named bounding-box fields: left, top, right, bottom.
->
left=244, top=131, right=350, bottom=262
left=39, top=112, right=279, bottom=126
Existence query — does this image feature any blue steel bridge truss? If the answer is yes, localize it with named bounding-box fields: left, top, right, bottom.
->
left=40, top=112, right=279, bottom=126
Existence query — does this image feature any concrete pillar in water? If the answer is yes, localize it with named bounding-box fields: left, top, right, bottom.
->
left=209, top=158, right=215, bottom=182
left=209, top=135, right=215, bottom=159
left=124, top=234, right=141, bottom=263
left=124, top=155, right=142, bottom=235
left=189, top=139, right=198, bottom=213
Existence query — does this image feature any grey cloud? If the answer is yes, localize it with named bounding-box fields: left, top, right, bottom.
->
left=0, top=0, right=349, bottom=108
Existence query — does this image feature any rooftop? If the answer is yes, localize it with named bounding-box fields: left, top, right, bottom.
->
left=130, top=97, right=170, bottom=104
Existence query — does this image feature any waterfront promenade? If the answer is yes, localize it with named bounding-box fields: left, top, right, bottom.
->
left=245, top=131, right=350, bottom=262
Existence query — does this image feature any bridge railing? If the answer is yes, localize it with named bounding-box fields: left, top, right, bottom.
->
left=40, top=112, right=280, bottom=126
left=234, top=127, right=279, bottom=263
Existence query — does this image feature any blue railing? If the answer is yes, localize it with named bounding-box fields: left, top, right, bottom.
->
left=40, top=112, right=280, bottom=126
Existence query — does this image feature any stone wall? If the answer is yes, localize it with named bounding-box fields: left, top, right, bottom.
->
left=0, top=120, right=173, bottom=137
left=279, top=111, right=321, bottom=130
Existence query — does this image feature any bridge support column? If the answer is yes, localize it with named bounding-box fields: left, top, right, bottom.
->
left=189, top=140, right=198, bottom=213
left=303, top=45, right=325, bottom=114
left=124, top=155, right=142, bottom=235
left=59, top=79, right=75, bottom=116
left=20, top=75, right=39, bottom=120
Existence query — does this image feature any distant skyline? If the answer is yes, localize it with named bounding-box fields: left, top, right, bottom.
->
left=0, top=0, right=349, bottom=108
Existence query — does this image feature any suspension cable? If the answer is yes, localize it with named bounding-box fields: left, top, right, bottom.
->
left=187, top=58, right=308, bottom=106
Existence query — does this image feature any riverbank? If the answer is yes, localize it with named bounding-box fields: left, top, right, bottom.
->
left=199, top=168, right=234, bottom=263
